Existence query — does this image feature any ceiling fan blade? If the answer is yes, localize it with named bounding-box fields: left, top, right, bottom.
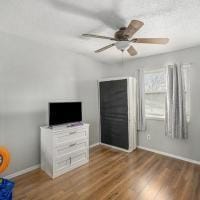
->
left=124, top=20, right=144, bottom=38
left=132, top=38, right=169, bottom=44
left=95, top=43, right=115, bottom=53
left=82, top=34, right=116, bottom=41
left=127, top=45, right=137, bottom=56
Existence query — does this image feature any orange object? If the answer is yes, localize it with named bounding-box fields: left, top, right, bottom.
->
left=0, top=147, right=10, bottom=173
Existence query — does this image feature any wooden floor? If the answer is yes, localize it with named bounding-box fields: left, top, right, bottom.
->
left=13, top=145, right=200, bottom=200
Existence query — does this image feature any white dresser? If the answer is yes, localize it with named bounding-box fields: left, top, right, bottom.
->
left=40, top=123, right=89, bottom=178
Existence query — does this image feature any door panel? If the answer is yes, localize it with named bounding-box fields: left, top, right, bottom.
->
left=100, top=79, right=129, bottom=149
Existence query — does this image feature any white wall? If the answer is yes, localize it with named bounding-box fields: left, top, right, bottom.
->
left=106, top=46, right=200, bottom=162
left=0, top=32, right=106, bottom=176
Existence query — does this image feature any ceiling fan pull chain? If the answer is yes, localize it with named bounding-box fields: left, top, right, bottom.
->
left=121, top=50, right=124, bottom=67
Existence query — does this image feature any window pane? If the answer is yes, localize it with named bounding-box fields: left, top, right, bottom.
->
left=145, top=93, right=165, bottom=117
left=144, top=70, right=166, bottom=93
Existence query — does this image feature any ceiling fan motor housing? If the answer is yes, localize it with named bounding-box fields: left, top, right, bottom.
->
left=114, top=27, right=129, bottom=41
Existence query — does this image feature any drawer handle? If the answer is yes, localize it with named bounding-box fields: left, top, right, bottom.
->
left=69, top=131, right=76, bottom=135
left=69, top=143, right=77, bottom=147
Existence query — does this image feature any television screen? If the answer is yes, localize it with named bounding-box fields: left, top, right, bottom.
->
left=49, top=102, right=82, bottom=126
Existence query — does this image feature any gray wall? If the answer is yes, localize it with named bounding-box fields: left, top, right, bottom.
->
left=1, top=30, right=200, bottom=177
left=75, top=65, right=106, bottom=146
left=106, top=46, right=200, bottom=162
left=0, top=32, right=106, bottom=176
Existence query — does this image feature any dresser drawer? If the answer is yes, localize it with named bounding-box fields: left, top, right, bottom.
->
left=54, top=129, right=88, bottom=146
left=54, top=149, right=88, bottom=173
left=54, top=156, right=71, bottom=172
left=70, top=149, right=88, bottom=167
left=55, top=139, right=88, bottom=157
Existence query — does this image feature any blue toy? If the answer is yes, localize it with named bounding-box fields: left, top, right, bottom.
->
left=0, top=178, right=14, bottom=200
left=0, top=147, right=14, bottom=200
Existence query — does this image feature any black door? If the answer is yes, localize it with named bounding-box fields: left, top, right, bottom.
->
left=100, top=79, right=129, bottom=149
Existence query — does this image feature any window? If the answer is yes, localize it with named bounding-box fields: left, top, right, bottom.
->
left=144, top=69, right=166, bottom=119
left=144, top=65, right=191, bottom=119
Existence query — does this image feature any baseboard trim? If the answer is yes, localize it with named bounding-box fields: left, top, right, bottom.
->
left=89, top=142, right=100, bottom=148
left=4, top=164, right=40, bottom=180
left=100, top=143, right=134, bottom=153
left=137, top=146, right=200, bottom=165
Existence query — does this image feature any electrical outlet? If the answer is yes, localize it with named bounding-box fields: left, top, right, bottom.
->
left=147, top=134, right=151, bottom=140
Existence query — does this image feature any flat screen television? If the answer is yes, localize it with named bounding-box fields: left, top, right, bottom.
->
left=49, top=102, right=82, bottom=126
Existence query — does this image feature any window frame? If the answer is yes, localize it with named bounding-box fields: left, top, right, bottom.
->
left=144, top=68, right=166, bottom=120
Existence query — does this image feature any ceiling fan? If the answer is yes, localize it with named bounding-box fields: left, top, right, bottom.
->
left=82, top=20, right=169, bottom=56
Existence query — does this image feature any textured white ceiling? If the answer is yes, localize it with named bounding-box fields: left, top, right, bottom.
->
left=0, top=0, right=200, bottom=63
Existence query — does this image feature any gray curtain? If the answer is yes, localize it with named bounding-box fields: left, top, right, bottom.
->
left=136, top=68, right=146, bottom=131
left=165, top=64, right=188, bottom=139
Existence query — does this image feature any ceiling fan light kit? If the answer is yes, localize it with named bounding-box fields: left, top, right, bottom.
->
left=115, top=41, right=130, bottom=51
left=82, top=20, right=169, bottom=57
